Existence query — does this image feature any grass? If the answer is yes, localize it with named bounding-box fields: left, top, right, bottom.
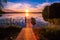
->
left=0, top=23, right=60, bottom=40
left=0, top=25, right=22, bottom=40
left=33, top=25, right=60, bottom=40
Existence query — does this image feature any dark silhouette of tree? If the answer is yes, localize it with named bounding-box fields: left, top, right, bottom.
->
left=42, top=6, right=50, bottom=21
left=49, top=3, right=60, bottom=18
left=42, top=3, right=60, bottom=21
left=0, top=0, right=7, bottom=9
left=0, top=0, right=7, bottom=16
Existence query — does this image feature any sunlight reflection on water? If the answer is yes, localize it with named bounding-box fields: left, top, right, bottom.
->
left=0, top=13, right=48, bottom=27
left=0, top=13, right=47, bottom=23
left=1, top=13, right=43, bottom=19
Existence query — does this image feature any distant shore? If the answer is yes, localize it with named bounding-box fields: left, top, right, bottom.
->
left=1, top=12, right=42, bottom=14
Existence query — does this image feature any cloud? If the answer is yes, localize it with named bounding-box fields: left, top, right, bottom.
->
left=3, top=2, right=50, bottom=12
left=36, top=3, right=50, bottom=10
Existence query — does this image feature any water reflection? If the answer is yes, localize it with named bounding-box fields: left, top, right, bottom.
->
left=0, top=13, right=48, bottom=27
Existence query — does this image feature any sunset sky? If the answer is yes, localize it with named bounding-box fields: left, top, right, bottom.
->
left=3, top=0, right=60, bottom=12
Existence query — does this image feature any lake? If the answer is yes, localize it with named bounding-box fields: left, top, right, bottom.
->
left=0, top=12, right=48, bottom=27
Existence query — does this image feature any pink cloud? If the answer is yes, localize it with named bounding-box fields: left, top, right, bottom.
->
left=3, top=2, right=50, bottom=12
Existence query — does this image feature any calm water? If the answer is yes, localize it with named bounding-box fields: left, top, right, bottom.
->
left=0, top=13, right=42, bottom=19
left=0, top=13, right=48, bottom=27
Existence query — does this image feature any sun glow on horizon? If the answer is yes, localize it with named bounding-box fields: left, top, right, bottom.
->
left=26, top=9, right=29, bottom=13
left=25, top=9, right=29, bottom=17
